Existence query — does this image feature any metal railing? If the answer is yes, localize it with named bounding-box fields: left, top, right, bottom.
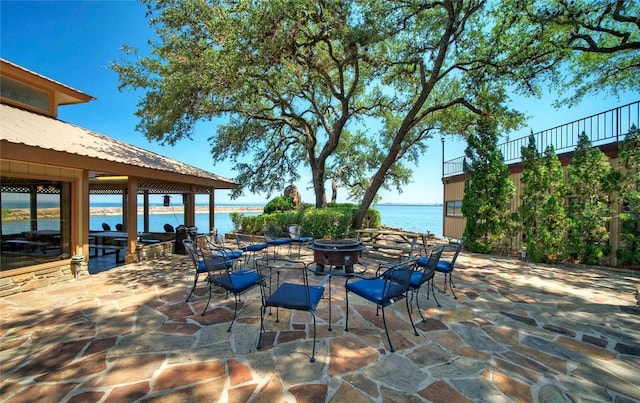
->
left=443, top=100, right=639, bottom=177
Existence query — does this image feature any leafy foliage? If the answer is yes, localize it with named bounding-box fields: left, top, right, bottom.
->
left=462, top=115, right=515, bottom=254
left=495, top=0, right=640, bottom=105
left=239, top=204, right=380, bottom=239
left=565, top=132, right=616, bottom=265
left=263, top=195, right=295, bottom=214
left=616, top=125, right=640, bottom=267
left=519, top=134, right=568, bottom=262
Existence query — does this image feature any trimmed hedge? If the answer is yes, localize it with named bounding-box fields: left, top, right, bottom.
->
left=238, top=204, right=380, bottom=239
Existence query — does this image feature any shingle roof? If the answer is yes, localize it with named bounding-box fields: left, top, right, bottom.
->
left=0, top=103, right=237, bottom=188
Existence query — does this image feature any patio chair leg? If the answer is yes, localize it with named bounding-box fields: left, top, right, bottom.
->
left=201, top=280, right=213, bottom=316
left=310, top=313, right=317, bottom=363
left=257, top=306, right=266, bottom=350
left=406, top=294, right=419, bottom=336
left=415, top=289, right=427, bottom=322
left=227, top=295, right=239, bottom=332
left=344, top=291, right=350, bottom=332
left=431, top=279, right=441, bottom=308
left=381, top=306, right=395, bottom=352
left=186, top=273, right=199, bottom=302
left=448, top=274, right=458, bottom=299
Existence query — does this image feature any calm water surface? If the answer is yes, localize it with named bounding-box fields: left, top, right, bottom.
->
left=4, top=204, right=443, bottom=237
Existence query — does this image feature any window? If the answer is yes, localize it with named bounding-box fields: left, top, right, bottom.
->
left=0, top=75, right=51, bottom=112
left=446, top=200, right=463, bottom=217
left=1, top=177, right=71, bottom=272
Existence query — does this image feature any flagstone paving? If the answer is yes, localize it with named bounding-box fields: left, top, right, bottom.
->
left=1, top=248, right=639, bottom=402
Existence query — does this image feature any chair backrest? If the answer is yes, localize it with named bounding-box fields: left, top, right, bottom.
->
left=420, top=245, right=445, bottom=283
left=164, top=223, right=175, bottom=233
left=184, top=238, right=230, bottom=273
left=381, top=259, right=417, bottom=300
left=263, top=225, right=283, bottom=241
left=235, top=232, right=253, bottom=248
left=288, top=224, right=302, bottom=239
left=254, top=258, right=315, bottom=309
left=102, top=223, right=111, bottom=231
left=182, top=238, right=201, bottom=271
left=450, top=238, right=465, bottom=266
left=115, top=223, right=124, bottom=231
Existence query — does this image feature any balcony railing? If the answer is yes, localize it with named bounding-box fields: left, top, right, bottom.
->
left=443, top=100, right=639, bottom=177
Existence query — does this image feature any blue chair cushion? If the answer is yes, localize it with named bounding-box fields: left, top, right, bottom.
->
left=267, top=238, right=292, bottom=246
left=266, top=283, right=324, bottom=311
left=244, top=243, right=269, bottom=252
left=346, top=278, right=406, bottom=305
left=292, top=236, right=314, bottom=243
left=210, top=270, right=262, bottom=294
left=436, top=260, right=453, bottom=273
left=416, top=256, right=429, bottom=267
left=212, top=249, right=243, bottom=259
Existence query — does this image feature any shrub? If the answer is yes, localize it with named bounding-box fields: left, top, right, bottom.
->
left=263, top=195, right=295, bottom=214
left=238, top=204, right=380, bottom=239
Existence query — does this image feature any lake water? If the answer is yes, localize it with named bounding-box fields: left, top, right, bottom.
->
left=4, top=204, right=443, bottom=237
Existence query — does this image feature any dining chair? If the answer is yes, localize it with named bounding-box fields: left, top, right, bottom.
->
left=101, top=223, right=111, bottom=231
left=344, top=259, right=418, bottom=352
left=418, top=238, right=464, bottom=299
left=183, top=239, right=263, bottom=331
left=255, top=257, right=330, bottom=363
left=287, top=224, right=314, bottom=257
left=263, top=225, right=293, bottom=258
left=407, top=245, right=444, bottom=319
left=235, top=232, right=269, bottom=265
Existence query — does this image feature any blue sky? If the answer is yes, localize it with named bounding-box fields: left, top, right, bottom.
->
left=1, top=1, right=636, bottom=205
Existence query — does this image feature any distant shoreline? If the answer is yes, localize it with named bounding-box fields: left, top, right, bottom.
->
left=2, top=205, right=264, bottom=221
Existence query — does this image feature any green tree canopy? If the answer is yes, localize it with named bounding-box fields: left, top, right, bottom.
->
left=519, top=133, right=568, bottom=262
left=462, top=114, right=515, bottom=254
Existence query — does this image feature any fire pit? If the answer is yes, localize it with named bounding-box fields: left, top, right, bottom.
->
left=308, top=239, right=366, bottom=273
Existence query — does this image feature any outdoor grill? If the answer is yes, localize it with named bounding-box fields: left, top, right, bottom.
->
left=308, top=239, right=366, bottom=273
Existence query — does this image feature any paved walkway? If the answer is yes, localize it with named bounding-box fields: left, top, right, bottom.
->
left=1, top=248, right=639, bottom=402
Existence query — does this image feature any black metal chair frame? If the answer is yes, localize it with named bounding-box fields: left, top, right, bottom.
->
left=410, top=245, right=444, bottom=320
left=344, top=259, right=419, bottom=352
left=438, top=238, right=465, bottom=299
left=183, top=238, right=262, bottom=332
left=255, top=257, right=330, bottom=363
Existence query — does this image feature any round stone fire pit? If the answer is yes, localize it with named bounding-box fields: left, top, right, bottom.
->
left=308, top=239, right=366, bottom=273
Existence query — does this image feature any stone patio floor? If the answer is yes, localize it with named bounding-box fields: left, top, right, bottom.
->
left=1, top=247, right=639, bottom=402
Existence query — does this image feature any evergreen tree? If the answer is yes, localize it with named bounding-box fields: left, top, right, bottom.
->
left=462, top=114, right=515, bottom=254
left=566, top=132, right=615, bottom=265
left=519, top=133, right=568, bottom=262
left=617, top=125, right=640, bottom=268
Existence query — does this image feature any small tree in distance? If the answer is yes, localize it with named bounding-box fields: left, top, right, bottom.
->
left=519, top=133, right=568, bottom=262
left=566, top=132, right=616, bottom=265
left=462, top=114, right=515, bottom=254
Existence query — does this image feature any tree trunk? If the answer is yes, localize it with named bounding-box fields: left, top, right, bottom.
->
left=331, top=178, right=338, bottom=204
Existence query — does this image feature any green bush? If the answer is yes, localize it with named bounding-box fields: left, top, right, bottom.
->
left=238, top=204, right=380, bottom=239
left=263, top=195, right=295, bottom=214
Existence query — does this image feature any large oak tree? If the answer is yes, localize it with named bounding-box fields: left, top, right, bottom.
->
left=113, top=0, right=635, bottom=228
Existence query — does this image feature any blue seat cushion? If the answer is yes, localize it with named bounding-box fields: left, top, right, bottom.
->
left=346, top=278, right=406, bottom=305
left=266, top=283, right=324, bottom=311
left=244, top=243, right=269, bottom=252
left=210, top=270, right=263, bottom=294
left=267, top=238, right=292, bottom=246
left=416, top=256, right=429, bottom=267
left=436, top=260, right=453, bottom=273
left=209, top=249, right=243, bottom=260
left=292, top=236, right=314, bottom=243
